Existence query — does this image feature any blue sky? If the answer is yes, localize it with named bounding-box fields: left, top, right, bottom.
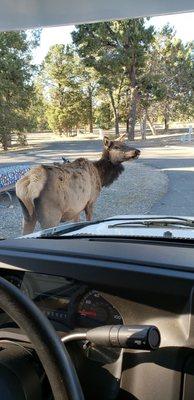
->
left=33, top=12, right=194, bottom=64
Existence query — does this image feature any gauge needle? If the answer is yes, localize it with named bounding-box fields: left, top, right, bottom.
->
left=79, top=310, right=97, bottom=317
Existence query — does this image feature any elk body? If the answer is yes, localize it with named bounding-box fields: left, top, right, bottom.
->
left=16, top=135, right=140, bottom=234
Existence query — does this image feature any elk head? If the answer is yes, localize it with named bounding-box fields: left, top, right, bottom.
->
left=103, top=135, right=140, bottom=164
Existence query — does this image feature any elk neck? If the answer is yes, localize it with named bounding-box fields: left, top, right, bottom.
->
left=94, top=150, right=124, bottom=187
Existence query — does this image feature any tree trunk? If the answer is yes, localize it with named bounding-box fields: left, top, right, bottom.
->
left=147, top=115, right=156, bottom=136
left=109, top=90, right=119, bottom=136
left=1, top=134, right=10, bottom=151
left=115, top=114, right=120, bottom=136
left=141, top=110, right=147, bottom=140
left=126, top=118, right=129, bottom=133
left=126, top=58, right=137, bottom=141
left=164, top=113, right=170, bottom=133
left=17, top=133, right=27, bottom=146
left=126, top=87, right=137, bottom=140
left=88, top=87, right=93, bottom=133
left=2, top=141, right=8, bottom=151
left=89, top=119, right=93, bottom=134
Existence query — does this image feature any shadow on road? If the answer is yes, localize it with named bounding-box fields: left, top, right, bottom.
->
left=0, top=139, right=103, bottom=167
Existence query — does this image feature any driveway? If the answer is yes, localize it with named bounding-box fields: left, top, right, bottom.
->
left=140, top=145, right=194, bottom=216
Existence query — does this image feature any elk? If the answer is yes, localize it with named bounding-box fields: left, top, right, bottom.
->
left=16, top=135, right=140, bottom=234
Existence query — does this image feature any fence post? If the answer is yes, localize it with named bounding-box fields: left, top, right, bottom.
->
left=188, top=125, right=192, bottom=142
left=99, top=129, right=104, bottom=140
left=181, top=125, right=193, bottom=142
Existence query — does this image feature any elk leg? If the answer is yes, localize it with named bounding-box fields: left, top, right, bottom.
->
left=23, top=213, right=37, bottom=235
left=61, top=213, right=80, bottom=223
left=40, top=213, right=62, bottom=230
left=73, top=214, right=80, bottom=222
left=37, top=207, right=61, bottom=229
left=35, top=198, right=62, bottom=230
left=85, top=203, right=93, bottom=221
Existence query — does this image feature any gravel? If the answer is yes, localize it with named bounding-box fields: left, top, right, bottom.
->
left=93, top=161, right=168, bottom=219
left=0, top=161, right=168, bottom=238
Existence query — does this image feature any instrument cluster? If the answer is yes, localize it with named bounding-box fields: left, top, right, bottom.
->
left=2, top=272, right=123, bottom=330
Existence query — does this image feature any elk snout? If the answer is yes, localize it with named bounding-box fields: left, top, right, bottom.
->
left=134, top=149, right=141, bottom=158
left=128, top=148, right=141, bottom=159
left=123, top=148, right=140, bottom=162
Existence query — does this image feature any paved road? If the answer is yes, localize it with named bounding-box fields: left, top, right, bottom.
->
left=1, top=135, right=194, bottom=216
left=141, top=145, right=194, bottom=216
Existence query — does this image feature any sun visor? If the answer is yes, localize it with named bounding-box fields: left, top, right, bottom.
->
left=0, top=0, right=194, bottom=31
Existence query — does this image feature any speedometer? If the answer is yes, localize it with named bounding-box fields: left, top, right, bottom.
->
left=77, top=290, right=123, bottom=328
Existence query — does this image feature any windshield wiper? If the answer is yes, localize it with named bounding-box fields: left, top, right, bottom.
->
left=27, top=216, right=194, bottom=238
left=108, top=217, right=194, bottom=229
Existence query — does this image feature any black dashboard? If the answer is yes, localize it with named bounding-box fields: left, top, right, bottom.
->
left=1, top=238, right=194, bottom=400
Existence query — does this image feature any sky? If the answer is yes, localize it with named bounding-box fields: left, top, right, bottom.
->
left=32, top=12, right=194, bottom=65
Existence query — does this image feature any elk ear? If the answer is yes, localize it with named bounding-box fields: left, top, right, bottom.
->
left=103, top=136, right=112, bottom=148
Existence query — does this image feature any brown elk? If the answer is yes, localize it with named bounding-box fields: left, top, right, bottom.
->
left=16, top=135, right=140, bottom=235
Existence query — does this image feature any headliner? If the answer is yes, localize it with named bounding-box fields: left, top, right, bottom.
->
left=0, top=0, right=193, bottom=31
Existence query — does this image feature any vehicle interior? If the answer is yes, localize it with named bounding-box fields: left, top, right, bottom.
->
left=0, top=1, right=194, bottom=400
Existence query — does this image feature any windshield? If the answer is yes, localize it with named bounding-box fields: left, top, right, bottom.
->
left=0, top=13, right=194, bottom=239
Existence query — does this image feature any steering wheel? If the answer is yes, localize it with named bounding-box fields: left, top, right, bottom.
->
left=0, top=276, right=85, bottom=400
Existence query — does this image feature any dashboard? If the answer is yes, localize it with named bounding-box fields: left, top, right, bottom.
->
left=1, top=238, right=194, bottom=400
